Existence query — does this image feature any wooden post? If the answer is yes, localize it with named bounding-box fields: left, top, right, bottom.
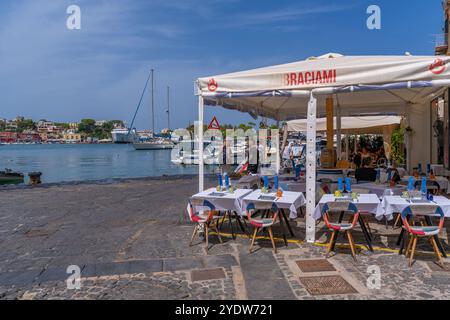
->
left=326, top=96, right=334, bottom=151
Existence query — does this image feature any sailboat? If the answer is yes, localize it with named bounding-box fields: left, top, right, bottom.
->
left=132, top=69, right=174, bottom=150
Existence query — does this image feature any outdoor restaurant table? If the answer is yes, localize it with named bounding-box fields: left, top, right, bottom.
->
left=355, top=182, right=406, bottom=198
left=191, top=188, right=254, bottom=239
left=235, top=175, right=260, bottom=189
left=191, top=188, right=253, bottom=215
left=379, top=195, right=450, bottom=221
left=242, top=190, right=305, bottom=219
left=380, top=195, right=450, bottom=258
left=242, top=190, right=306, bottom=237
left=314, top=193, right=382, bottom=251
left=401, top=176, right=450, bottom=194
left=314, top=194, right=382, bottom=220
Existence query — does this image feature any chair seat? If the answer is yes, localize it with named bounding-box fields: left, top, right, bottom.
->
left=328, top=222, right=353, bottom=231
left=409, top=226, right=440, bottom=236
left=250, top=218, right=276, bottom=228
left=194, top=213, right=221, bottom=223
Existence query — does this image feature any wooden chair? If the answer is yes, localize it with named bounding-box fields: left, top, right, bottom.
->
left=401, top=205, right=445, bottom=267
left=246, top=202, right=282, bottom=253
left=346, top=188, right=373, bottom=237
left=321, top=201, right=360, bottom=260
left=187, top=199, right=222, bottom=252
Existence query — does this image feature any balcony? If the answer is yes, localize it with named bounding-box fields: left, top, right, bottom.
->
left=435, top=33, right=448, bottom=55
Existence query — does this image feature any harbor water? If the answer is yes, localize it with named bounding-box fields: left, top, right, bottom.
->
left=0, top=144, right=217, bottom=184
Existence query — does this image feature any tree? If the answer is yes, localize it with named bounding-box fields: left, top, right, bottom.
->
left=16, top=118, right=35, bottom=133
left=78, top=119, right=96, bottom=135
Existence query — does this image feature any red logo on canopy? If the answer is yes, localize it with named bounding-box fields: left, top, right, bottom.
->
left=207, top=78, right=218, bottom=92
left=429, top=58, right=446, bottom=75
left=208, top=116, right=221, bottom=130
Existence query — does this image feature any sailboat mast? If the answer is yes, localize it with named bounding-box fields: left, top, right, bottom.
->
left=151, top=69, right=155, bottom=136
left=167, top=86, right=170, bottom=131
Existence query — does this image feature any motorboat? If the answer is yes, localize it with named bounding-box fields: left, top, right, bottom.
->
left=0, top=169, right=24, bottom=185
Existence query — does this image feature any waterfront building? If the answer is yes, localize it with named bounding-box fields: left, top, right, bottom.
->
left=0, top=131, right=17, bottom=143
left=17, top=132, right=41, bottom=143
left=63, top=130, right=82, bottom=143
left=95, top=120, right=107, bottom=127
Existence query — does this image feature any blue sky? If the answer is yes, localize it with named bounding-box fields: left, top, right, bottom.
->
left=0, top=0, right=444, bottom=130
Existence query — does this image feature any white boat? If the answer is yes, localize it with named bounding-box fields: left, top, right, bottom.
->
left=112, top=128, right=136, bottom=144
left=171, top=141, right=220, bottom=165
left=132, top=138, right=174, bottom=150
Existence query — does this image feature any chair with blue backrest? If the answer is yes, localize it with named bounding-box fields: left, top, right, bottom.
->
left=187, top=199, right=222, bottom=252
left=321, top=201, right=360, bottom=260
left=246, top=202, right=281, bottom=253
left=401, top=205, right=445, bottom=267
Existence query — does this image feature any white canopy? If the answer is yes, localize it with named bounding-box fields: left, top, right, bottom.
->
left=286, top=115, right=402, bottom=133
left=195, top=53, right=450, bottom=243
left=197, top=54, right=450, bottom=120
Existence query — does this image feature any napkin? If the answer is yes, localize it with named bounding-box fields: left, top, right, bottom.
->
left=408, top=176, right=414, bottom=191
left=345, top=177, right=352, bottom=193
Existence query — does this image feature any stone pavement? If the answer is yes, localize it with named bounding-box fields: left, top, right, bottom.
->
left=1, top=176, right=450, bottom=300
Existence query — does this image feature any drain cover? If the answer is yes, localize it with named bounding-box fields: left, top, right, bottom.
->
left=295, top=259, right=336, bottom=273
left=191, top=268, right=226, bottom=282
left=300, top=275, right=357, bottom=296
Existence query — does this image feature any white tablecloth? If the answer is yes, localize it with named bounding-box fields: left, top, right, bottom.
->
left=401, top=176, right=450, bottom=194
left=431, top=164, right=444, bottom=176
left=191, top=188, right=253, bottom=215
left=314, top=194, right=382, bottom=220
left=379, top=196, right=450, bottom=221
left=242, top=190, right=305, bottom=219
left=354, top=182, right=406, bottom=198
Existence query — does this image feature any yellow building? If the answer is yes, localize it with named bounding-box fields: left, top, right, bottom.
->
left=63, top=133, right=82, bottom=143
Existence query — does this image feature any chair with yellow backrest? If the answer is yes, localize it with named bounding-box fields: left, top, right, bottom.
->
left=336, top=159, right=350, bottom=169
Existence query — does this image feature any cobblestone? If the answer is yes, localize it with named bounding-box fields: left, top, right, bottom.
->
left=1, top=176, right=450, bottom=299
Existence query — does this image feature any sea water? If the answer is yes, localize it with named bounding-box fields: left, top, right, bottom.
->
left=0, top=144, right=216, bottom=184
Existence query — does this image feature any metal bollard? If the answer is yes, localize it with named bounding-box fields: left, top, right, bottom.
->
left=28, top=172, right=42, bottom=185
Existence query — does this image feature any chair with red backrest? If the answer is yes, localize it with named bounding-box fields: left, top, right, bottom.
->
left=246, top=202, right=280, bottom=253
left=321, top=201, right=360, bottom=260
left=187, top=199, right=222, bottom=252
left=401, top=205, right=445, bottom=267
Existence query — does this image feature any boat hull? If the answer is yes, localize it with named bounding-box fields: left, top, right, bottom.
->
left=132, top=143, right=174, bottom=150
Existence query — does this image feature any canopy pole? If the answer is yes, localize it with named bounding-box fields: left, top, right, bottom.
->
left=306, top=92, right=317, bottom=243
left=336, top=103, right=342, bottom=161
left=326, top=96, right=334, bottom=150
left=198, top=95, right=204, bottom=192
left=345, top=134, right=349, bottom=162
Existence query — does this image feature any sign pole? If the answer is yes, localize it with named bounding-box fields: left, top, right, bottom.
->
left=306, top=92, right=317, bottom=243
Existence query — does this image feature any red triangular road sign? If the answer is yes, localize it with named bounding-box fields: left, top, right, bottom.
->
left=208, top=116, right=221, bottom=130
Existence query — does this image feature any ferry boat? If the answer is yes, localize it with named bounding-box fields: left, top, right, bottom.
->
left=111, top=128, right=136, bottom=144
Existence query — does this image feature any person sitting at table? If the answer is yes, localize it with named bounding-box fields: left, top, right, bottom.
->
left=353, top=149, right=362, bottom=168
left=361, top=147, right=372, bottom=164
left=375, top=147, right=387, bottom=167
left=389, top=168, right=401, bottom=185
left=355, top=157, right=377, bottom=182
left=412, top=167, right=420, bottom=178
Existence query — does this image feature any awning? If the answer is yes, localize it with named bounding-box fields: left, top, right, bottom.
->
left=286, top=115, right=402, bottom=134
left=195, top=53, right=450, bottom=244
left=197, top=54, right=450, bottom=120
